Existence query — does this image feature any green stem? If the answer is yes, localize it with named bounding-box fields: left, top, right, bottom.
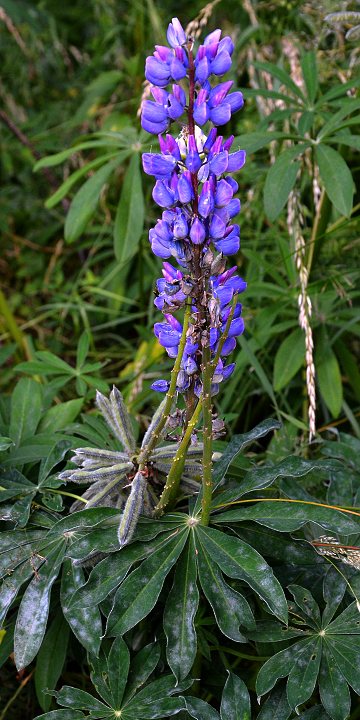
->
left=154, top=297, right=238, bottom=518
left=154, top=400, right=202, bottom=516
left=200, top=343, right=213, bottom=526
left=138, top=299, right=192, bottom=466
left=44, top=488, right=87, bottom=503
left=306, top=188, right=326, bottom=276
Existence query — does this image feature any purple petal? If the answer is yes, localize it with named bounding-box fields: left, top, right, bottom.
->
left=145, top=57, right=171, bottom=86
left=211, top=50, right=232, bottom=76
left=167, top=17, right=187, bottom=48
left=142, top=153, right=176, bottom=178
left=210, top=103, right=232, bottom=126
left=151, top=379, right=170, bottom=392
left=227, top=150, right=246, bottom=172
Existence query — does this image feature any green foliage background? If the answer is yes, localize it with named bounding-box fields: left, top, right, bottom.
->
left=0, top=0, right=360, bottom=717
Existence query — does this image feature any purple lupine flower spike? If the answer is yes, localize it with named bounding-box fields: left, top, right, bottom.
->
left=142, top=17, right=246, bottom=396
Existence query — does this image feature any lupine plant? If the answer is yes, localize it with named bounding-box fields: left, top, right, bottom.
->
left=2, top=14, right=360, bottom=720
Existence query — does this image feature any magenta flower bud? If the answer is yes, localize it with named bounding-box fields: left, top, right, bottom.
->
left=203, top=128, right=218, bottom=153
left=185, top=135, right=202, bottom=172
left=227, top=150, right=246, bottom=172
left=164, top=313, right=182, bottom=332
left=167, top=17, right=187, bottom=48
left=198, top=181, right=215, bottom=218
left=223, top=135, right=234, bottom=152
left=177, top=172, right=194, bottom=203
left=190, top=217, right=206, bottom=245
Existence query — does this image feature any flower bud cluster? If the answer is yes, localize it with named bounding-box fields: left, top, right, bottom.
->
left=141, top=17, right=247, bottom=396
left=142, top=20, right=243, bottom=135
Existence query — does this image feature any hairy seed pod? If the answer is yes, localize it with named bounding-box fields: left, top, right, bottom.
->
left=117, top=470, right=147, bottom=546
left=110, top=386, right=136, bottom=453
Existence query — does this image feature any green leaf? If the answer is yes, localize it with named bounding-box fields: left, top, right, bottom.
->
left=257, top=683, right=292, bottom=720
left=53, top=686, right=110, bottom=714
left=288, top=585, right=321, bottom=628
left=14, top=542, right=66, bottom=670
left=76, top=330, right=90, bottom=368
left=301, top=51, right=318, bottom=103
left=286, top=637, right=321, bottom=711
left=45, top=152, right=120, bottom=209
left=220, top=671, right=251, bottom=720
left=107, top=529, right=188, bottom=636
left=327, top=133, right=360, bottom=151
left=60, top=561, right=102, bottom=656
left=196, top=539, right=254, bottom=641
left=70, top=532, right=174, bottom=608
left=214, top=457, right=336, bottom=508
left=325, top=636, right=360, bottom=694
left=9, top=378, right=43, bottom=447
left=319, top=647, right=350, bottom=720
left=39, top=440, right=73, bottom=484
left=215, top=499, right=360, bottom=534
left=256, top=644, right=301, bottom=697
left=33, top=140, right=121, bottom=169
left=114, top=153, right=144, bottom=265
left=232, top=132, right=289, bottom=154
left=34, top=712, right=85, bottom=720
left=316, top=334, right=343, bottom=418
left=252, top=61, right=305, bottom=101
left=124, top=643, right=161, bottom=703
left=196, top=526, right=288, bottom=623
left=212, top=418, right=281, bottom=488
left=0, top=437, right=14, bottom=451
left=35, top=614, right=70, bottom=711
left=273, top=328, right=305, bottom=391
left=182, top=696, right=220, bottom=720
left=317, top=98, right=360, bottom=139
left=38, top=400, right=83, bottom=433
left=263, top=147, right=305, bottom=221
left=163, top=535, right=199, bottom=681
left=64, top=159, right=119, bottom=243
left=316, top=144, right=354, bottom=217
left=106, top=636, right=130, bottom=708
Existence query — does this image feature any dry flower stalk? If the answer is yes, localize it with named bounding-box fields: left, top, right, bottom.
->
left=288, top=191, right=316, bottom=441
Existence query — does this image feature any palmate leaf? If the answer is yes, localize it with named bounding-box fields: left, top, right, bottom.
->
left=220, top=672, right=251, bottom=720
left=60, top=560, right=102, bottom=655
left=195, top=526, right=288, bottom=623
left=34, top=637, right=206, bottom=720
left=163, top=533, right=199, bottom=681
left=107, top=528, right=189, bottom=636
left=213, top=499, right=360, bottom=534
left=256, top=585, right=360, bottom=719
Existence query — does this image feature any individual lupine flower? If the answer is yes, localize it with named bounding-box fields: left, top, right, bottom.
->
left=59, top=387, right=204, bottom=550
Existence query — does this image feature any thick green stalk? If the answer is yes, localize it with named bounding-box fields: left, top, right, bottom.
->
left=154, top=400, right=202, bottom=516
left=200, top=343, right=213, bottom=526
left=138, top=299, right=192, bottom=466
left=154, top=297, right=238, bottom=518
